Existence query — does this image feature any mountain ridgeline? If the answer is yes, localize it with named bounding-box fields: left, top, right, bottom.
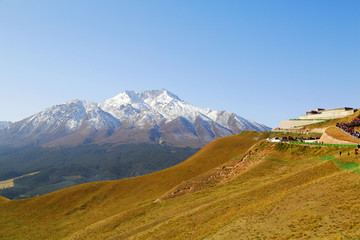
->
left=0, top=89, right=270, bottom=148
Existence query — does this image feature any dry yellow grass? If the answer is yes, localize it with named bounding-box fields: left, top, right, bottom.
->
left=1, top=132, right=360, bottom=239
left=206, top=170, right=360, bottom=240
left=0, top=132, right=265, bottom=240
left=0, top=196, right=9, bottom=202
left=93, top=142, right=360, bottom=240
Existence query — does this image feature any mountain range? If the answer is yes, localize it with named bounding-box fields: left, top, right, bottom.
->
left=0, top=89, right=270, bottom=148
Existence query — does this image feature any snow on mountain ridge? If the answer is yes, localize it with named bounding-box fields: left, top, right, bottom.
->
left=100, top=89, right=270, bottom=131
left=140, top=89, right=181, bottom=102
left=0, top=89, right=270, bottom=148
left=18, top=99, right=120, bottom=135
left=101, top=89, right=209, bottom=124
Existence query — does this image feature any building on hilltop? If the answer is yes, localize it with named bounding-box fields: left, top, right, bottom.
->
left=300, top=107, right=355, bottom=120
left=276, top=107, right=356, bottom=131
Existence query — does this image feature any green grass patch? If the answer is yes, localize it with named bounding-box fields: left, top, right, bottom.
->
left=289, top=119, right=327, bottom=121
left=321, top=155, right=360, bottom=174
left=289, top=141, right=357, bottom=147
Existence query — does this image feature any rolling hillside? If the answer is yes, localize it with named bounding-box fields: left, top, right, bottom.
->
left=0, top=132, right=262, bottom=239
left=0, top=196, right=8, bottom=202
left=1, top=131, right=360, bottom=239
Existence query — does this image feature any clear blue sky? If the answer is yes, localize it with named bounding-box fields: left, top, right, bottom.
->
left=0, top=0, right=359, bottom=128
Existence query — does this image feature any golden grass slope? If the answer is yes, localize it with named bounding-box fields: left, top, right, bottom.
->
left=325, top=126, right=360, bottom=144
left=0, top=131, right=264, bottom=240
left=63, top=141, right=360, bottom=240
left=1, top=131, right=360, bottom=239
left=0, top=196, right=9, bottom=202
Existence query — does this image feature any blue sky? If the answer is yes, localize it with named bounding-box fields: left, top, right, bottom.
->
left=0, top=0, right=359, bottom=128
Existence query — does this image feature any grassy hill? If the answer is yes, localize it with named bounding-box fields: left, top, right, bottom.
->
left=1, top=131, right=360, bottom=239
left=325, top=126, right=360, bottom=144
left=0, top=196, right=8, bottom=202
left=0, top=131, right=263, bottom=239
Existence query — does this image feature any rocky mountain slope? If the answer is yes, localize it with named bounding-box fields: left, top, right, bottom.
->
left=0, top=89, right=270, bottom=147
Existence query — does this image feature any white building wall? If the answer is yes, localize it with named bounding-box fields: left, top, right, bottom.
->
left=279, top=120, right=324, bottom=129
left=299, top=109, right=355, bottom=120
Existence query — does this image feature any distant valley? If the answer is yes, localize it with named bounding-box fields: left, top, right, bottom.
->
left=0, top=144, right=198, bottom=199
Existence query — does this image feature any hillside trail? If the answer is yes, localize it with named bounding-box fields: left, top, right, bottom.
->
left=319, top=126, right=360, bottom=144
left=155, top=141, right=265, bottom=202
left=320, top=131, right=354, bottom=144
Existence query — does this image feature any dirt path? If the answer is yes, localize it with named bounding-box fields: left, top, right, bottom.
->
left=320, top=126, right=360, bottom=144
left=320, top=131, right=355, bottom=144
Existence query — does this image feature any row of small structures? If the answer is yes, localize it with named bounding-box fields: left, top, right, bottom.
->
left=267, top=136, right=321, bottom=143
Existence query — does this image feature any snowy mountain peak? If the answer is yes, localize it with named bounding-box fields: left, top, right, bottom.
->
left=141, top=89, right=181, bottom=102
left=102, top=89, right=180, bottom=109
left=99, top=89, right=270, bottom=131
left=113, top=91, right=141, bottom=104
left=18, top=99, right=120, bottom=136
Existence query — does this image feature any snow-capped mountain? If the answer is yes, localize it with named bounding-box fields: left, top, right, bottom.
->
left=0, top=89, right=270, bottom=147
left=100, top=89, right=268, bottom=130
left=0, top=121, right=12, bottom=130
left=0, top=100, right=120, bottom=146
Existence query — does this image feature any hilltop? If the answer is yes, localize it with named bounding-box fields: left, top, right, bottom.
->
left=1, top=128, right=360, bottom=239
